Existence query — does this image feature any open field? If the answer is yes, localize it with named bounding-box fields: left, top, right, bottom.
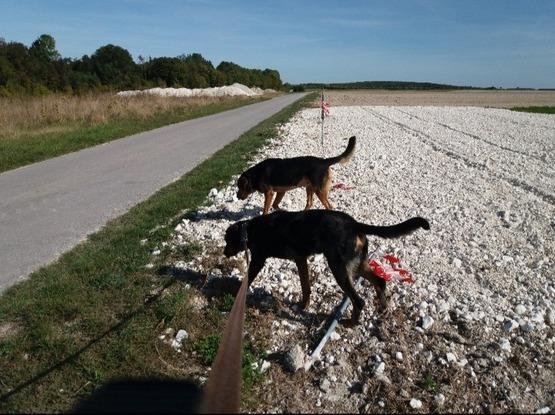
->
left=164, top=103, right=554, bottom=412
left=316, top=89, right=555, bottom=108
left=0, top=93, right=273, bottom=173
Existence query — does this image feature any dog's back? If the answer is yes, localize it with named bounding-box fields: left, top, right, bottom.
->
left=237, top=137, right=356, bottom=209
left=247, top=209, right=428, bottom=259
left=247, top=210, right=360, bottom=257
left=247, top=156, right=328, bottom=190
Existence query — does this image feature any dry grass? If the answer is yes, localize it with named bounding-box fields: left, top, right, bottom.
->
left=0, top=94, right=254, bottom=139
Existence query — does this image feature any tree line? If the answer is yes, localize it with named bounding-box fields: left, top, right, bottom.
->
left=0, top=34, right=284, bottom=96
left=301, top=81, right=488, bottom=90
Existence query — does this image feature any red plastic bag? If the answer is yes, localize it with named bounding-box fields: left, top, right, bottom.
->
left=368, top=253, right=415, bottom=284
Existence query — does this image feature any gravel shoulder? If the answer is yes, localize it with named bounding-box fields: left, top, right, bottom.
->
left=164, top=104, right=554, bottom=413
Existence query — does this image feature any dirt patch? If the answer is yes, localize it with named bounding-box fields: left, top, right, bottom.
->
left=311, top=89, right=555, bottom=108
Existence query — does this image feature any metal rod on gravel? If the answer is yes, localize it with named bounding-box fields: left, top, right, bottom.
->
left=320, top=88, right=324, bottom=147
left=304, top=277, right=363, bottom=371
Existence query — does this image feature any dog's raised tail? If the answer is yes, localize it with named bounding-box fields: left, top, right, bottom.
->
left=357, top=217, right=430, bottom=238
left=325, top=136, right=356, bottom=166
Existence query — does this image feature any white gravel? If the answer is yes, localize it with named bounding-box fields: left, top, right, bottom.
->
left=117, top=83, right=275, bottom=97
left=165, top=105, right=555, bottom=412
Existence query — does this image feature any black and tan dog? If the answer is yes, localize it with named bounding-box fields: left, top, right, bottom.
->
left=224, top=209, right=429, bottom=325
left=236, top=136, right=356, bottom=214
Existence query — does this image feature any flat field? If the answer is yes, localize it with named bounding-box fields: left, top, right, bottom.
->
left=317, top=89, right=555, bottom=108
left=167, top=98, right=554, bottom=412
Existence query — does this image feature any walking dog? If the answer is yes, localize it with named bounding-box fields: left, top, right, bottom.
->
left=236, top=136, right=356, bottom=214
left=224, top=209, right=429, bottom=325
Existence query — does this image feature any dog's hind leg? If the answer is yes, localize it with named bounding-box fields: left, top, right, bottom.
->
left=263, top=191, right=274, bottom=215
left=315, top=169, right=333, bottom=210
left=359, top=260, right=387, bottom=313
left=272, top=191, right=285, bottom=210
left=315, top=189, right=333, bottom=210
left=328, top=259, right=365, bottom=325
left=304, top=186, right=314, bottom=210
left=294, top=257, right=311, bottom=309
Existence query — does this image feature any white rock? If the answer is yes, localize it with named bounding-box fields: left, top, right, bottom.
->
left=446, top=352, right=457, bottom=363
left=175, top=329, right=188, bottom=343
left=521, top=321, right=535, bottom=333
left=535, top=407, right=550, bottom=414
left=319, top=378, right=330, bottom=393
left=515, top=304, right=527, bottom=315
left=330, top=331, right=341, bottom=341
left=409, top=398, right=423, bottom=409
left=395, top=352, right=404, bottom=362
left=531, top=312, right=545, bottom=324
left=434, top=393, right=446, bottom=406
left=421, top=316, right=434, bottom=330
left=499, top=338, right=511, bottom=353
left=503, top=319, right=519, bottom=332
left=284, top=344, right=305, bottom=372
left=374, top=362, right=385, bottom=375
left=260, top=360, right=271, bottom=373
left=453, top=258, right=462, bottom=268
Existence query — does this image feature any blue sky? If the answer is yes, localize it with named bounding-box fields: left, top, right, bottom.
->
left=1, top=0, right=554, bottom=88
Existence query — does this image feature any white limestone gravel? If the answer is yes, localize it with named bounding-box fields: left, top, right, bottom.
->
left=164, top=105, right=555, bottom=413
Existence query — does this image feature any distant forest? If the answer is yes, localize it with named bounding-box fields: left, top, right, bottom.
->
left=300, top=81, right=487, bottom=90
left=0, top=34, right=284, bottom=96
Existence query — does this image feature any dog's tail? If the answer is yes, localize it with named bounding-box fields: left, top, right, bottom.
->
left=357, top=217, right=430, bottom=238
left=324, top=136, right=356, bottom=166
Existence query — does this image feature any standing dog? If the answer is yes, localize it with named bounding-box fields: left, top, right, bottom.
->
left=224, top=210, right=429, bottom=325
left=236, top=136, right=356, bottom=214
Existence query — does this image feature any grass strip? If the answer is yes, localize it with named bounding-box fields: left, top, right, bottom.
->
left=510, top=106, right=555, bottom=114
left=0, top=97, right=266, bottom=173
left=0, top=92, right=315, bottom=412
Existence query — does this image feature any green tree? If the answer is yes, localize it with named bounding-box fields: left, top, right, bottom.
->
left=90, top=44, right=141, bottom=89
left=29, top=34, right=61, bottom=62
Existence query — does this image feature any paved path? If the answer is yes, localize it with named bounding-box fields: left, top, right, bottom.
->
left=0, top=93, right=307, bottom=291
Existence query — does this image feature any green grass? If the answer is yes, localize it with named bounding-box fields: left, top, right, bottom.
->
left=194, top=334, right=221, bottom=365
left=0, top=97, right=265, bottom=173
left=420, top=373, right=438, bottom=393
left=0, top=92, right=315, bottom=412
left=218, top=293, right=236, bottom=312
left=193, top=335, right=263, bottom=390
left=510, top=106, right=555, bottom=114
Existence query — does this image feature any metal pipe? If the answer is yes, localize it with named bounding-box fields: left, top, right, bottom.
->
left=304, top=277, right=363, bottom=371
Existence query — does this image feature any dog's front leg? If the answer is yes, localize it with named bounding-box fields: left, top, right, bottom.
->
left=294, top=258, right=311, bottom=310
left=247, top=255, right=266, bottom=286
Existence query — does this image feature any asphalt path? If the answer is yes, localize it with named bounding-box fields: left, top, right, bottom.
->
left=0, top=93, right=307, bottom=291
